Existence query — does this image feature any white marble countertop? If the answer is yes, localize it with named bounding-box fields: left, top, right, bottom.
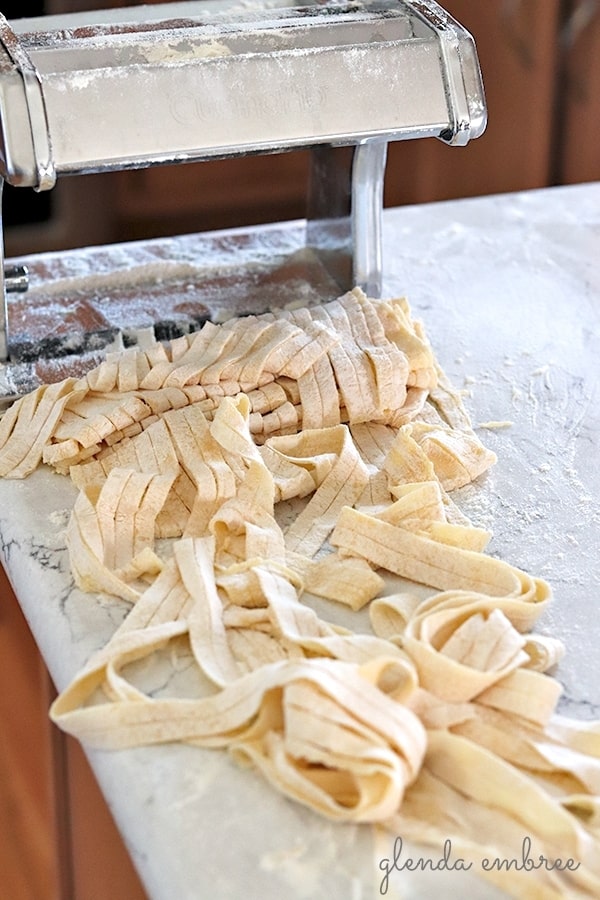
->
left=1, top=183, right=599, bottom=899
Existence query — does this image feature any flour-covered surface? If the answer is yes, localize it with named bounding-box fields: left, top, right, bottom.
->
left=1, top=223, right=341, bottom=397
left=0, top=184, right=599, bottom=900
left=383, top=186, right=600, bottom=724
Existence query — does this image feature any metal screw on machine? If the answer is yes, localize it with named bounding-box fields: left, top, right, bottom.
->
left=0, top=266, right=29, bottom=361
left=0, top=259, right=28, bottom=362
left=0, top=0, right=487, bottom=370
left=4, top=265, right=28, bottom=292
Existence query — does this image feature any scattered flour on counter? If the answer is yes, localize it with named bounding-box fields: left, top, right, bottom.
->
left=531, top=364, right=552, bottom=381
left=260, top=842, right=307, bottom=872
left=48, top=508, right=70, bottom=528
left=476, top=420, right=513, bottom=430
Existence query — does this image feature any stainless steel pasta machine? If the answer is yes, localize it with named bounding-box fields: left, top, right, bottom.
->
left=0, top=0, right=486, bottom=395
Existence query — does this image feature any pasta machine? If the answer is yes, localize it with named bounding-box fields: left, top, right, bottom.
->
left=0, top=0, right=486, bottom=397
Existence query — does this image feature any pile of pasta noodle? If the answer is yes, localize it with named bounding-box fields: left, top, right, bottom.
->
left=1, top=288, right=599, bottom=898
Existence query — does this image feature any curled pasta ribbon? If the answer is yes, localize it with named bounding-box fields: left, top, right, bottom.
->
left=208, top=459, right=284, bottom=565
left=373, top=596, right=530, bottom=703
left=371, top=590, right=562, bottom=715
left=52, top=654, right=426, bottom=824
left=405, top=586, right=551, bottom=635
left=384, top=421, right=497, bottom=493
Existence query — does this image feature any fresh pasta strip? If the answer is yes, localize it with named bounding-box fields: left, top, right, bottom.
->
left=522, top=633, right=566, bottom=672
left=51, top=653, right=426, bottom=823
left=115, top=547, right=163, bottom=584
left=191, top=318, right=273, bottom=386
left=383, top=424, right=437, bottom=485
left=296, top=353, right=341, bottom=429
left=66, top=468, right=173, bottom=601
left=349, top=421, right=397, bottom=467
left=426, top=520, right=491, bottom=552
left=386, top=730, right=600, bottom=898
left=209, top=394, right=262, bottom=465
left=1, top=379, right=85, bottom=477
left=271, top=320, right=340, bottom=381
left=266, top=425, right=369, bottom=557
left=374, top=481, right=447, bottom=528
left=387, top=386, right=431, bottom=427
left=547, top=718, right=600, bottom=758
left=314, top=295, right=401, bottom=423
left=409, top=421, right=498, bottom=491
left=11, top=292, right=437, bottom=475
left=368, top=592, right=423, bottom=638
left=226, top=627, right=297, bottom=673
left=330, top=505, right=550, bottom=602
left=258, top=443, right=317, bottom=502
left=176, top=537, right=242, bottom=687
left=115, top=556, right=193, bottom=631
left=370, top=296, right=436, bottom=387
left=427, top=361, right=476, bottom=431
left=475, top=667, right=563, bottom=727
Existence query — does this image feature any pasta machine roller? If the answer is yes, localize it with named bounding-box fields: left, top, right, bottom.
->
left=0, top=0, right=486, bottom=393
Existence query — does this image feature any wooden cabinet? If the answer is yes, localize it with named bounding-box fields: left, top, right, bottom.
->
left=558, top=0, right=600, bottom=184
left=386, top=0, right=563, bottom=206
left=0, top=565, right=147, bottom=900
left=114, top=152, right=311, bottom=242
left=0, top=566, right=58, bottom=900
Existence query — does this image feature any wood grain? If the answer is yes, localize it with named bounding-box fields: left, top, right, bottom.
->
left=0, top=565, right=147, bottom=900
left=0, top=565, right=59, bottom=900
